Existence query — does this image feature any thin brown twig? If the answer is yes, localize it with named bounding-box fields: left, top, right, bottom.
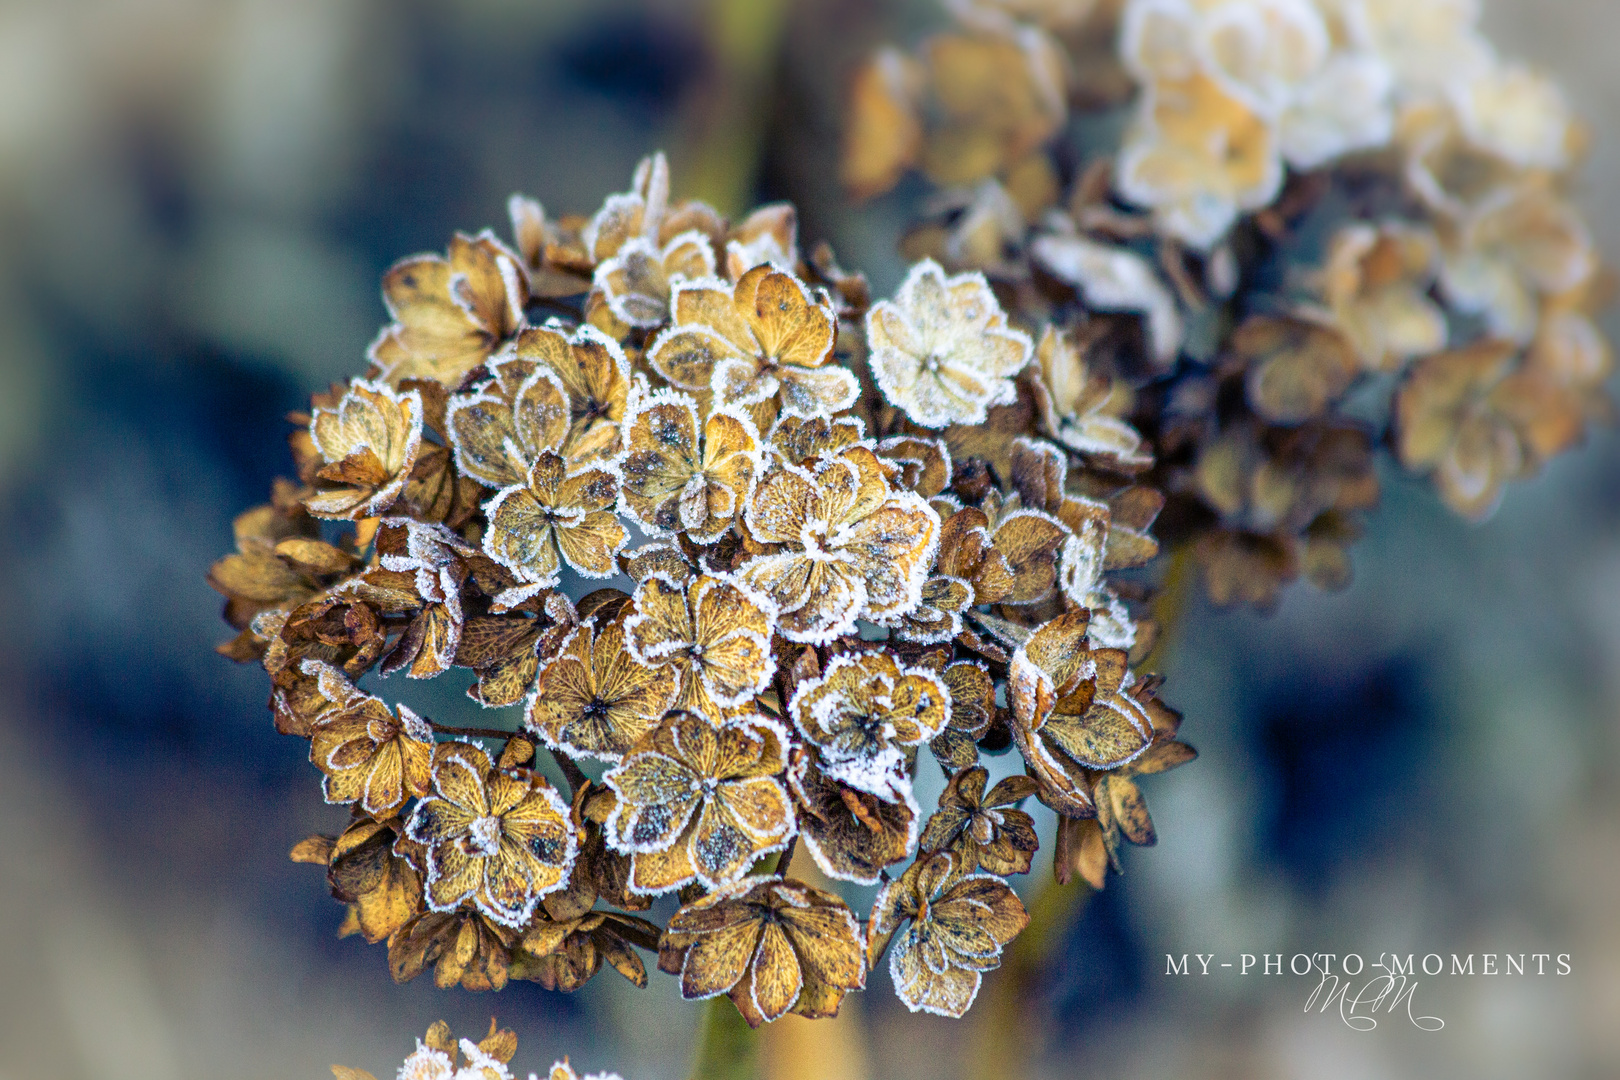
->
left=774, top=836, right=797, bottom=880
left=428, top=722, right=517, bottom=741
left=551, top=749, right=590, bottom=799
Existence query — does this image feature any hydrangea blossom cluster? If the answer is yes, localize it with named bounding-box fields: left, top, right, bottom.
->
left=212, top=152, right=1192, bottom=1023
left=847, top=0, right=1612, bottom=607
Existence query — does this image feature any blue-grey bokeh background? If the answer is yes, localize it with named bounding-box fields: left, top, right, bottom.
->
left=0, top=1, right=1617, bottom=1077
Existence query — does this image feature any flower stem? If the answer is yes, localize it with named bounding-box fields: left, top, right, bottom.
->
left=688, top=996, right=759, bottom=1080
left=428, top=722, right=517, bottom=741
left=967, top=880, right=1094, bottom=1080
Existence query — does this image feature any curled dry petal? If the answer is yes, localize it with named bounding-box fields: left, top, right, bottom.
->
left=788, top=748, right=919, bottom=885
left=1008, top=612, right=1156, bottom=816
left=868, top=851, right=1028, bottom=1017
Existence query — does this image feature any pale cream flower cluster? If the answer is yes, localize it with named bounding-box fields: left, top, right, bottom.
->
left=1114, top=0, right=1583, bottom=257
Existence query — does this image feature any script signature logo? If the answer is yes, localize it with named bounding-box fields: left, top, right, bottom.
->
left=1303, top=956, right=1444, bottom=1031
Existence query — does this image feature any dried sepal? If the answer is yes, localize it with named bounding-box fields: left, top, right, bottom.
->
left=446, top=360, right=571, bottom=489
left=1029, top=326, right=1153, bottom=471
left=514, top=908, right=662, bottom=992
left=787, top=747, right=920, bottom=884
left=739, top=446, right=940, bottom=644
left=918, top=765, right=1040, bottom=875
left=658, top=876, right=867, bottom=1026
left=483, top=452, right=628, bottom=585
left=623, top=573, right=776, bottom=716
left=525, top=613, right=679, bottom=762
left=368, top=231, right=527, bottom=387
left=1008, top=611, right=1157, bottom=816
left=648, top=264, right=856, bottom=418
left=615, top=387, right=761, bottom=542
left=325, top=813, right=423, bottom=943
left=594, top=229, right=717, bottom=328
left=868, top=851, right=1029, bottom=1017
left=603, top=710, right=795, bottom=894
left=866, top=259, right=1034, bottom=429
left=405, top=741, right=578, bottom=927
left=302, top=659, right=435, bottom=818
left=787, top=651, right=948, bottom=802
left=505, top=324, right=632, bottom=465
left=388, top=907, right=518, bottom=991
left=305, top=380, right=425, bottom=519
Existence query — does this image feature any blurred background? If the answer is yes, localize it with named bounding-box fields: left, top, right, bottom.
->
left=0, top=0, right=1617, bottom=1077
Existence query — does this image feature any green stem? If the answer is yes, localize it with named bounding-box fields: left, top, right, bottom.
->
left=688, top=996, right=759, bottom=1080
left=968, top=880, right=1095, bottom=1080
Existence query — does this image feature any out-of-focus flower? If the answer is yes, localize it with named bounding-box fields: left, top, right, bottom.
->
left=658, top=876, right=867, bottom=1026
left=1395, top=338, right=1557, bottom=519
left=841, top=47, right=925, bottom=202
left=1438, top=182, right=1597, bottom=344
left=1235, top=314, right=1362, bottom=424
left=844, top=20, right=1066, bottom=198
left=1116, top=74, right=1283, bottom=249
left=1319, top=223, right=1448, bottom=372
left=1450, top=62, right=1575, bottom=171
left=1031, top=237, right=1182, bottom=371
left=406, top=742, right=577, bottom=927
left=865, top=258, right=1034, bottom=429
left=1341, top=0, right=1493, bottom=97
left=867, top=851, right=1028, bottom=1017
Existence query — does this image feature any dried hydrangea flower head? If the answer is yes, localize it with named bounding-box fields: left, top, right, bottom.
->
left=222, top=147, right=1197, bottom=1031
